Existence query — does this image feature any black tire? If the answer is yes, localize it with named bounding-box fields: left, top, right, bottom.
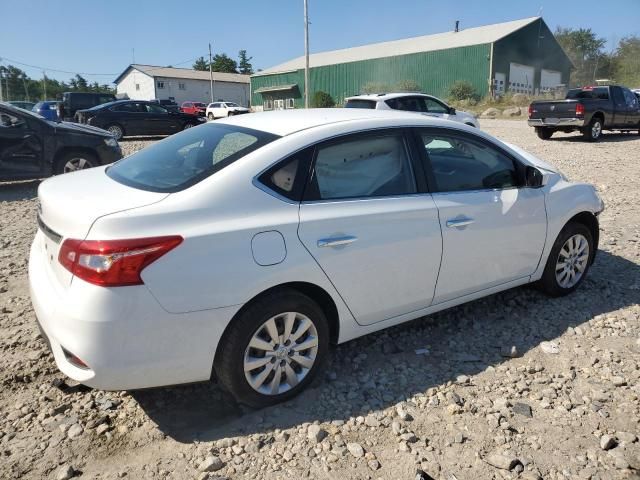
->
left=54, top=151, right=99, bottom=175
left=215, top=289, right=329, bottom=408
left=537, top=222, right=594, bottom=297
left=104, top=124, right=124, bottom=141
left=535, top=127, right=553, bottom=140
left=583, top=117, right=603, bottom=142
left=207, top=113, right=214, bottom=121
left=182, top=122, right=197, bottom=131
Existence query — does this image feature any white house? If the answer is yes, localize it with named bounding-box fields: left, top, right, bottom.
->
left=114, top=64, right=251, bottom=107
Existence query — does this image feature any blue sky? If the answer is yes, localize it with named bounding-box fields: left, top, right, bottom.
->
left=1, top=0, right=638, bottom=83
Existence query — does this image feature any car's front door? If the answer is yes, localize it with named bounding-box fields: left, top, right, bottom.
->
left=416, top=128, right=547, bottom=304
left=297, top=129, right=443, bottom=326
left=611, top=86, right=628, bottom=126
left=143, top=103, right=177, bottom=135
left=622, top=87, right=640, bottom=127
left=0, top=109, right=44, bottom=178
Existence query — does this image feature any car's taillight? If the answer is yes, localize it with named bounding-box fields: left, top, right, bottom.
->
left=528, top=104, right=535, bottom=117
left=575, top=103, right=585, bottom=116
left=58, top=236, right=183, bottom=287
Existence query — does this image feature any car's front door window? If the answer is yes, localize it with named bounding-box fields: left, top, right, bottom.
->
left=424, top=98, right=449, bottom=114
left=421, top=133, right=519, bottom=192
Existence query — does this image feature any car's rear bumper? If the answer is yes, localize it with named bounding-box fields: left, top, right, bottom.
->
left=528, top=118, right=585, bottom=128
left=28, top=230, right=241, bottom=391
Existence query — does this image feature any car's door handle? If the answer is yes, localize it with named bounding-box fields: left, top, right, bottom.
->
left=446, top=217, right=475, bottom=228
left=317, top=235, right=358, bottom=248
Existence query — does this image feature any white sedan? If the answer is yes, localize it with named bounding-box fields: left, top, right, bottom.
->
left=29, top=109, right=603, bottom=407
left=345, top=92, right=480, bottom=128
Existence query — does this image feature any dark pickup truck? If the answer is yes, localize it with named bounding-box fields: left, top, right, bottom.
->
left=528, top=85, right=640, bottom=141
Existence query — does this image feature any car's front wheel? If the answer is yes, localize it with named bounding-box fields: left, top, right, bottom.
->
left=54, top=151, right=99, bottom=175
left=182, top=122, right=196, bottom=130
left=538, top=222, right=594, bottom=297
left=215, top=289, right=329, bottom=407
left=207, top=113, right=214, bottom=121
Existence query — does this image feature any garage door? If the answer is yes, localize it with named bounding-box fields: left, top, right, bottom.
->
left=540, top=69, right=562, bottom=92
left=509, top=63, right=535, bottom=95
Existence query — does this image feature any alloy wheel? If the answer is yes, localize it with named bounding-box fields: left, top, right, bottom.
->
left=107, top=125, right=123, bottom=139
left=592, top=121, right=602, bottom=139
left=243, top=312, right=318, bottom=395
left=63, top=157, right=93, bottom=173
left=555, top=233, right=589, bottom=288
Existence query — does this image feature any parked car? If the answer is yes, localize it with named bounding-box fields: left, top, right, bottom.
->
left=528, top=85, right=640, bottom=141
left=345, top=93, right=480, bottom=128
left=33, top=101, right=61, bottom=121
left=8, top=101, right=37, bottom=111
left=150, top=99, right=180, bottom=113
left=0, top=102, right=122, bottom=180
left=62, top=92, right=116, bottom=122
left=29, top=109, right=603, bottom=406
left=75, top=100, right=205, bottom=140
left=181, top=101, right=207, bottom=116
left=206, top=101, right=250, bottom=120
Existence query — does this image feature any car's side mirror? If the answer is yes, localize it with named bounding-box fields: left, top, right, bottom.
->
left=525, top=166, right=544, bottom=188
left=449, top=107, right=456, bottom=115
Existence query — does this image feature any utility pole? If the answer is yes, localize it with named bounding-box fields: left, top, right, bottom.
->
left=303, top=0, right=310, bottom=108
left=0, top=69, right=3, bottom=102
left=42, top=71, right=47, bottom=100
left=209, top=43, right=214, bottom=103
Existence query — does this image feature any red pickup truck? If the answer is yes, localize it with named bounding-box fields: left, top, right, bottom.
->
left=180, top=102, right=207, bottom=116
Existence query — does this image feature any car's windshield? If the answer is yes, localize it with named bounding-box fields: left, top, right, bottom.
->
left=344, top=99, right=377, bottom=109
left=107, top=123, right=279, bottom=193
left=3, top=105, right=45, bottom=120
left=225, top=102, right=240, bottom=107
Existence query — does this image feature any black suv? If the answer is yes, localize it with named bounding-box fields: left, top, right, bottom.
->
left=75, top=100, right=205, bottom=140
left=0, top=102, right=122, bottom=180
left=62, top=92, right=116, bottom=122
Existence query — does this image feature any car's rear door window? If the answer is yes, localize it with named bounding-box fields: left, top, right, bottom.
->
left=305, top=132, right=417, bottom=200
left=107, top=124, right=279, bottom=192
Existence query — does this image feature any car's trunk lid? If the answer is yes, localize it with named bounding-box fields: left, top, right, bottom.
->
left=36, top=166, right=169, bottom=286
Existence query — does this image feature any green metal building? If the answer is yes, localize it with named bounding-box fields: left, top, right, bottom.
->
left=251, top=17, right=572, bottom=110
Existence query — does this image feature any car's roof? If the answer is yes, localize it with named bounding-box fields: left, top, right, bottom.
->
left=216, top=108, right=452, bottom=136
left=346, top=92, right=435, bottom=101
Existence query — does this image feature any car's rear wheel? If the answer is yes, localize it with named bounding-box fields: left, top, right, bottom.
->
left=215, top=289, right=329, bottom=407
left=182, top=122, right=196, bottom=130
left=537, top=222, right=593, bottom=297
left=54, top=151, right=99, bottom=175
left=535, top=127, right=554, bottom=140
left=207, top=113, right=214, bottom=121
left=105, top=124, right=124, bottom=140
left=583, top=117, right=603, bottom=142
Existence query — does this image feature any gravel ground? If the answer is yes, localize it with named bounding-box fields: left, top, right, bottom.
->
left=1, top=120, right=639, bottom=480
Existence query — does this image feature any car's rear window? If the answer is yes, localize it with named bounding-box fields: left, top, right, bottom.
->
left=344, top=99, right=377, bottom=109
left=107, top=123, right=279, bottom=193
left=566, top=87, right=609, bottom=100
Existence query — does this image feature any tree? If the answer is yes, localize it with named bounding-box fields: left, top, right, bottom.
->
left=211, top=53, right=238, bottom=73
left=238, top=50, right=253, bottom=75
left=394, top=80, right=421, bottom=92
left=311, top=91, right=335, bottom=108
left=193, top=57, right=209, bottom=71
left=555, top=27, right=608, bottom=86
left=611, top=35, right=640, bottom=87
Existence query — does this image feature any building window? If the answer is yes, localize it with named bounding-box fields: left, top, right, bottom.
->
left=285, top=98, right=295, bottom=109
left=263, top=99, right=273, bottom=111
left=178, top=82, right=186, bottom=90
left=157, top=81, right=165, bottom=89
left=135, top=83, right=140, bottom=91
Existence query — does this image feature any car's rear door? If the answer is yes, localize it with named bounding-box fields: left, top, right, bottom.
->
left=297, top=129, right=443, bottom=326
left=610, top=86, right=629, bottom=126
left=415, top=127, right=547, bottom=304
